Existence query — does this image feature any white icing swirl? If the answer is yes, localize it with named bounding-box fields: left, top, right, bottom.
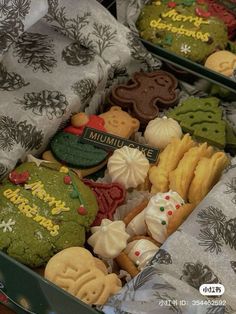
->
left=107, top=146, right=150, bottom=189
left=88, top=219, right=130, bottom=259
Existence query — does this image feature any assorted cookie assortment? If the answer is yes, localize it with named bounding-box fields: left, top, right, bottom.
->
left=136, top=0, right=236, bottom=77
left=0, top=69, right=235, bottom=306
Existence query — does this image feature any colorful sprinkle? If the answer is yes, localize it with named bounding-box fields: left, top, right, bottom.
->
left=165, top=195, right=170, bottom=200
left=168, top=210, right=173, bottom=216
left=59, top=166, right=69, bottom=173
left=135, top=251, right=141, bottom=257
left=161, top=220, right=166, bottom=225
left=77, top=205, right=87, bottom=215
left=160, top=206, right=165, bottom=211
left=164, top=34, right=173, bottom=46
left=64, top=175, right=72, bottom=185
left=176, top=204, right=181, bottom=209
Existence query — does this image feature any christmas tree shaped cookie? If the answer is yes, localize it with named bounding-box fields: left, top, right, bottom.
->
left=167, top=97, right=226, bottom=148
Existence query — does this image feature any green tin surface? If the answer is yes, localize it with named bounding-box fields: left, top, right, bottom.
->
left=0, top=252, right=100, bottom=314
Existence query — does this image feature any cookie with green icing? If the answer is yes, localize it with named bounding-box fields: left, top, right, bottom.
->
left=50, top=132, right=109, bottom=169
left=136, top=0, right=228, bottom=63
left=167, top=97, right=226, bottom=148
left=0, top=162, right=98, bottom=267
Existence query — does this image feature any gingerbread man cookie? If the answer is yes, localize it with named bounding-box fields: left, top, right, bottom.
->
left=109, top=71, right=179, bottom=126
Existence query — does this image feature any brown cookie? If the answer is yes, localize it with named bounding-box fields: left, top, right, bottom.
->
left=108, top=70, right=179, bottom=126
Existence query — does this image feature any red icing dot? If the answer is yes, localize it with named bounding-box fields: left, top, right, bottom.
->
left=176, top=204, right=181, bottom=209
left=167, top=1, right=177, bottom=7
left=135, top=251, right=140, bottom=256
left=64, top=175, right=72, bottom=185
left=168, top=210, right=173, bottom=216
left=77, top=205, right=87, bottom=215
left=195, top=7, right=211, bottom=17
left=165, top=195, right=170, bottom=200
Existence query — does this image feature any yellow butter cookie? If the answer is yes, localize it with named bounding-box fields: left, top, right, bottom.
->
left=149, top=134, right=195, bottom=193
left=169, top=143, right=214, bottom=200
left=44, top=247, right=121, bottom=305
left=188, top=152, right=229, bottom=204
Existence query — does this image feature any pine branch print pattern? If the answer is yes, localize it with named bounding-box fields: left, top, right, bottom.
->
left=180, top=262, right=220, bottom=290
left=0, top=116, right=43, bottom=151
left=13, top=32, right=57, bottom=72
left=149, top=249, right=172, bottom=266
left=126, top=32, right=161, bottom=71
left=17, top=90, right=69, bottom=119
left=197, top=206, right=236, bottom=253
left=62, top=42, right=95, bottom=66
left=71, top=78, right=97, bottom=105
left=224, top=178, right=236, bottom=204
left=0, top=163, right=7, bottom=179
left=0, top=0, right=31, bottom=54
left=0, top=63, right=29, bottom=90
left=92, top=23, right=117, bottom=56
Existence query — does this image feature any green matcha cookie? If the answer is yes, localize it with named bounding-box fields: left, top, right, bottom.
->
left=167, top=97, right=226, bottom=148
left=50, top=132, right=109, bottom=169
left=0, top=162, right=98, bottom=267
left=225, top=122, right=236, bottom=155
left=136, top=0, right=228, bottom=63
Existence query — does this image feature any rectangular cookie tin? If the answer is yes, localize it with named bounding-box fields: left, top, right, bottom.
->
left=0, top=1, right=234, bottom=314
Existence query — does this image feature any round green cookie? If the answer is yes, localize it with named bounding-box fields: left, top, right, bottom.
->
left=136, top=0, right=228, bottom=63
left=50, top=132, right=109, bottom=169
left=0, top=162, right=98, bottom=267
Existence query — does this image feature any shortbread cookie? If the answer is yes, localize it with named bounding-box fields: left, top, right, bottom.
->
left=45, top=247, right=121, bottom=305
left=149, top=134, right=195, bottom=193
left=99, top=106, right=140, bottom=138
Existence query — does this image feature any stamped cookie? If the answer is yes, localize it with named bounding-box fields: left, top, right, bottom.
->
left=83, top=179, right=126, bottom=226
left=99, top=106, right=140, bottom=138
left=44, top=247, right=122, bottom=305
left=167, top=97, right=226, bottom=148
left=50, top=132, right=109, bottom=169
left=0, top=162, right=98, bottom=267
left=109, top=71, right=179, bottom=126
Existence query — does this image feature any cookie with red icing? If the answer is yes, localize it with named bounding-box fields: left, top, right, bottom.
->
left=83, top=179, right=126, bottom=226
left=205, top=0, right=236, bottom=39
